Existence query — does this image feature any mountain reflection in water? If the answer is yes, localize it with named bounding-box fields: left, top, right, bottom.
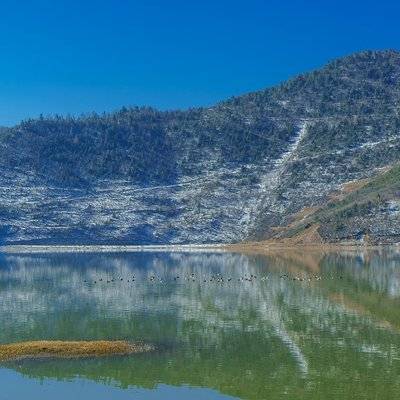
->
left=1, top=249, right=400, bottom=399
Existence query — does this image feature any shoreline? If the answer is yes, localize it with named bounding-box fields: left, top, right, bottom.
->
left=0, top=242, right=399, bottom=254
left=0, top=244, right=226, bottom=254
left=226, top=241, right=400, bottom=253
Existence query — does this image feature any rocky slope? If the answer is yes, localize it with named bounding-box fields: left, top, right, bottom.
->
left=265, top=163, right=400, bottom=245
left=0, top=50, right=399, bottom=244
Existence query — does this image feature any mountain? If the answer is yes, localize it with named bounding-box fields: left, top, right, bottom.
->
left=0, top=49, right=399, bottom=245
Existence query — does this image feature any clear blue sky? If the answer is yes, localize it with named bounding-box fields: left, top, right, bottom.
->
left=0, top=0, right=399, bottom=126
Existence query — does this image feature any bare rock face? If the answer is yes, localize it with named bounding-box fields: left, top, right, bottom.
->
left=0, top=50, right=399, bottom=244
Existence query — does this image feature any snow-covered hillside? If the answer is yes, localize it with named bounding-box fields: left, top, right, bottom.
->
left=0, top=50, right=400, bottom=244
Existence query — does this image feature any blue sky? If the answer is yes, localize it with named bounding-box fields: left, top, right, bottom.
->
left=0, top=0, right=399, bottom=125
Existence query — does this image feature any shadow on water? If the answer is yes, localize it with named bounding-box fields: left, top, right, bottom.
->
left=1, top=249, right=400, bottom=399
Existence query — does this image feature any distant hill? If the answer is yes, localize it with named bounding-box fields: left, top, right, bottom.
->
left=0, top=50, right=399, bottom=245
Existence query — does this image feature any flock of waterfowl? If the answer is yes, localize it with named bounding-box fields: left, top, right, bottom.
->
left=83, top=272, right=344, bottom=285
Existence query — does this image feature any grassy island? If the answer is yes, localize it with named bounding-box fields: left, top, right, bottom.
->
left=0, top=340, right=154, bottom=361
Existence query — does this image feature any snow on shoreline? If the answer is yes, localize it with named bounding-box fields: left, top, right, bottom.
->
left=0, top=244, right=227, bottom=254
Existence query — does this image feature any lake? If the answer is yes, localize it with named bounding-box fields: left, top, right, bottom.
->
left=1, top=249, right=400, bottom=399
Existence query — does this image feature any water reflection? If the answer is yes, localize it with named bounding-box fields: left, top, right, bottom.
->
left=1, top=249, right=400, bottom=399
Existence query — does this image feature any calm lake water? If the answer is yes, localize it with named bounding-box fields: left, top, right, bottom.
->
left=1, top=249, right=400, bottom=399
